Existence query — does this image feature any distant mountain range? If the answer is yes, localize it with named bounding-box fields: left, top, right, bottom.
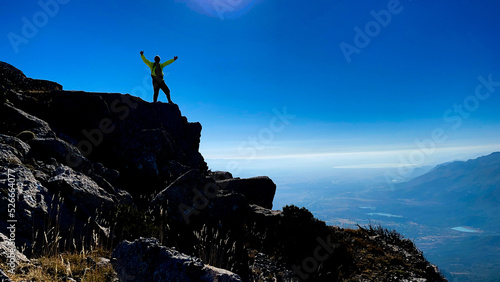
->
left=391, top=152, right=500, bottom=230
left=398, top=152, right=500, bottom=199
left=381, top=152, right=500, bottom=280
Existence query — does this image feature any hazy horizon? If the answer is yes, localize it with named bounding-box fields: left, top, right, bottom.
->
left=204, top=146, right=500, bottom=182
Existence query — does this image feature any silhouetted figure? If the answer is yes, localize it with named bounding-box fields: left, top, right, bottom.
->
left=140, top=51, right=178, bottom=103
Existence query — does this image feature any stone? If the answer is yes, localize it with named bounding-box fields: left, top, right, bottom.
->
left=0, top=103, right=56, bottom=139
left=217, top=176, right=276, bottom=209
left=209, top=170, right=233, bottom=181
left=0, top=232, right=30, bottom=265
left=0, top=61, right=62, bottom=93
left=111, top=237, right=242, bottom=282
left=151, top=170, right=248, bottom=225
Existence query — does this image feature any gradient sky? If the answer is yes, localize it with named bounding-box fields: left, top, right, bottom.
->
left=2, top=0, right=500, bottom=178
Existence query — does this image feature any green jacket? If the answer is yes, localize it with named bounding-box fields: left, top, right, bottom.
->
left=141, top=54, right=175, bottom=79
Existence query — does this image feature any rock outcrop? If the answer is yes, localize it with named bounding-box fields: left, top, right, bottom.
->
left=0, top=61, right=210, bottom=257
left=0, top=61, right=61, bottom=93
left=0, top=61, right=446, bottom=281
left=2, top=64, right=207, bottom=197
left=111, top=237, right=242, bottom=282
left=217, top=176, right=276, bottom=209
left=150, top=169, right=249, bottom=225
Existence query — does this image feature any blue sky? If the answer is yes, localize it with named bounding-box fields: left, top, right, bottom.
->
left=2, top=0, right=500, bottom=178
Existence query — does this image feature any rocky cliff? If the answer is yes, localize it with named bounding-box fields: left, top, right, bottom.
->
left=0, top=61, right=446, bottom=281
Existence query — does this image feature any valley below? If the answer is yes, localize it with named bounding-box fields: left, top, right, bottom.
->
left=268, top=160, right=500, bottom=282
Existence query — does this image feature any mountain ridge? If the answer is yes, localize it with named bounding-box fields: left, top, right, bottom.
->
left=375, top=152, right=500, bottom=280
left=0, top=61, right=446, bottom=281
left=394, top=152, right=500, bottom=206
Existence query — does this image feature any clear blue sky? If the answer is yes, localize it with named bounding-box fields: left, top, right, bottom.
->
left=2, top=0, right=500, bottom=177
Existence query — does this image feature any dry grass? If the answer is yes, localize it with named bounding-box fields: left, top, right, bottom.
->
left=1, top=248, right=115, bottom=282
left=0, top=191, right=120, bottom=281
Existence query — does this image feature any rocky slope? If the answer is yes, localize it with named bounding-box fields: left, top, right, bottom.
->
left=0, top=61, right=446, bottom=281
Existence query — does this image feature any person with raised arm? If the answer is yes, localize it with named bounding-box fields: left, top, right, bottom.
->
left=140, top=51, right=178, bottom=103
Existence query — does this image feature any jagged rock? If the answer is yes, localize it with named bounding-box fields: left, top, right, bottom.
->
left=46, top=166, right=117, bottom=216
left=0, top=143, right=22, bottom=166
left=217, top=176, right=276, bottom=209
left=151, top=169, right=248, bottom=225
left=0, top=61, right=62, bottom=93
left=111, top=238, right=242, bottom=282
left=0, top=103, right=56, bottom=139
left=0, top=135, right=30, bottom=160
left=209, top=170, right=233, bottom=181
left=0, top=162, right=49, bottom=249
left=249, top=204, right=282, bottom=218
left=28, top=137, right=90, bottom=170
left=203, top=265, right=243, bottom=282
left=0, top=232, right=29, bottom=265
left=4, top=88, right=206, bottom=196
left=0, top=61, right=208, bottom=254
left=0, top=134, right=133, bottom=253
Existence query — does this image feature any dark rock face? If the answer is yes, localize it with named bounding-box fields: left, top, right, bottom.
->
left=0, top=132, right=134, bottom=253
left=217, top=176, right=276, bottom=209
left=3, top=89, right=207, bottom=197
left=111, top=237, right=242, bottom=282
left=0, top=61, right=206, bottom=255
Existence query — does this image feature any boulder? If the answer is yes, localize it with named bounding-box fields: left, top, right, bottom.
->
left=209, top=170, right=233, bottom=181
left=111, top=238, right=242, bottom=282
left=217, top=176, right=276, bottom=209
left=46, top=166, right=117, bottom=216
left=0, top=103, right=56, bottom=139
left=0, top=132, right=133, bottom=253
left=0, top=232, right=29, bottom=265
left=0, top=134, right=30, bottom=160
left=151, top=170, right=248, bottom=225
left=0, top=162, right=49, bottom=249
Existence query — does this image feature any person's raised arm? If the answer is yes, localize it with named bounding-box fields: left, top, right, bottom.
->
left=140, top=51, right=153, bottom=67
left=161, top=56, right=178, bottom=67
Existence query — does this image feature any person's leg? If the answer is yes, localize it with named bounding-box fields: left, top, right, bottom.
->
left=159, top=81, right=172, bottom=103
left=154, top=87, right=160, bottom=103
left=152, top=78, right=160, bottom=103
